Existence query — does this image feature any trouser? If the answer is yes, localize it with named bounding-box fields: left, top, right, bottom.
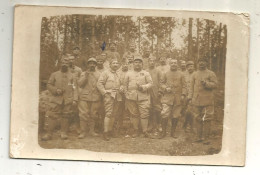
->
left=192, top=105, right=214, bottom=140
left=160, top=103, right=182, bottom=137
left=45, top=101, right=73, bottom=136
left=78, top=100, right=101, bottom=134
left=125, top=99, right=150, bottom=133
left=103, top=94, right=123, bottom=133
left=183, top=105, right=194, bottom=131
left=148, top=95, right=162, bottom=131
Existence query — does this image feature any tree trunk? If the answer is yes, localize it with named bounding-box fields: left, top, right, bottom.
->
left=217, top=23, right=222, bottom=74
left=196, top=18, right=200, bottom=63
left=188, top=18, right=193, bottom=61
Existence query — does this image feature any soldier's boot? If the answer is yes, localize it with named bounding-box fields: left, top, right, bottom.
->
left=131, top=117, right=139, bottom=138
left=89, top=120, right=99, bottom=137
left=159, top=118, right=168, bottom=139
left=140, top=118, right=150, bottom=138
left=203, top=121, right=211, bottom=144
left=109, top=117, right=117, bottom=138
left=171, top=118, right=179, bottom=139
left=60, top=118, right=69, bottom=140
left=103, top=117, right=111, bottom=141
left=195, top=120, right=203, bottom=142
left=78, top=120, right=87, bottom=139
left=41, top=117, right=56, bottom=141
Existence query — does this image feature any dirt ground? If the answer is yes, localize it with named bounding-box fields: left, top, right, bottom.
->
left=38, top=116, right=223, bottom=156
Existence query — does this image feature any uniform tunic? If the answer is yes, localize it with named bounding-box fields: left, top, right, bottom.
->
left=78, top=70, right=102, bottom=121
left=124, top=70, right=153, bottom=119
left=188, top=69, right=217, bottom=121
left=160, top=70, right=187, bottom=118
left=46, top=70, right=78, bottom=119
left=97, top=69, right=123, bottom=119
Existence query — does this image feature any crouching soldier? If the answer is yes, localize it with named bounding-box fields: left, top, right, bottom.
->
left=97, top=59, right=124, bottom=141
left=159, top=59, right=187, bottom=139
left=78, top=58, right=102, bottom=139
left=188, top=57, right=217, bottom=143
left=41, top=56, right=78, bottom=141
left=124, top=56, right=153, bottom=138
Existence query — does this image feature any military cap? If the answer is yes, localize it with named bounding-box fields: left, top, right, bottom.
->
left=87, top=57, right=97, bottom=64
left=134, top=55, right=143, bottom=62
left=186, top=61, right=194, bottom=66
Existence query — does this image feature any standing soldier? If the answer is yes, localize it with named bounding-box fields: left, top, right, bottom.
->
left=68, top=54, right=82, bottom=133
left=77, top=58, right=102, bottom=139
left=142, top=47, right=155, bottom=70
left=124, top=56, right=153, bottom=138
left=97, top=59, right=124, bottom=141
left=159, top=59, right=187, bottom=139
left=106, top=42, right=121, bottom=64
left=188, top=57, right=218, bottom=143
left=157, top=56, right=170, bottom=74
left=95, top=54, right=106, bottom=134
left=96, top=55, right=106, bottom=73
left=146, top=57, right=162, bottom=134
left=182, top=61, right=195, bottom=133
left=180, top=60, right=187, bottom=72
left=122, top=42, right=139, bottom=64
left=41, top=56, right=78, bottom=141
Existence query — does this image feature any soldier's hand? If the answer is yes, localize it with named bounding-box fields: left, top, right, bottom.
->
left=72, top=101, right=77, bottom=107
left=201, top=80, right=207, bottom=86
left=56, top=89, right=63, bottom=95
left=119, top=86, right=124, bottom=93
left=166, top=87, right=172, bottom=93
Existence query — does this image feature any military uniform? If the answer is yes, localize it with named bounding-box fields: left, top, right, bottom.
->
left=188, top=68, right=217, bottom=141
left=157, top=64, right=170, bottom=74
left=147, top=67, right=162, bottom=132
left=97, top=68, right=124, bottom=140
left=159, top=70, right=187, bottom=138
left=78, top=68, right=102, bottom=137
left=44, top=70, right=78, bottom=140
left=124, top=69, right=153, bottom=136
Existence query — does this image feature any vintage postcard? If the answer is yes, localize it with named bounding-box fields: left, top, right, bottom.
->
left=10, top=5, right=249, bottom=166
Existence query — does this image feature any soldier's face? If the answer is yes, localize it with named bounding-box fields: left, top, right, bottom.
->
left=187, top=64, right=194, bottom=73
left=133, top=60, right=143, bottom=71
left=170, top=60, right=178, bottom=70
left=97, top=59, right=104, bottom=67
left=122, top=64, right=128, bottom=72
left=110, top=60, right=119, bottom=71
left=129, top=45, right=135, bottom=52
left=110, top=44, right=116, bottom=51
left=88, top=62, right=96, bottom=71
left=181, top=63, right=186, bottom=70
left=101, top=54, right=107, bottom=60
left=144, top=50, right=150, bottom=57
left=198, top=60, right=207, bottom=70
left=148, top=59, right=155, bottom=68
left=61, top=62, right=69, bottom=72
left=128, top=56, right=134, bottom=63
left=69, top=58, right=75, bottom=67
left=73, top=48, right=80, bottom=55
left=160, top=57, right=166, bottom=65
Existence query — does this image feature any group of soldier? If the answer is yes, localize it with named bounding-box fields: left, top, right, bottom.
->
left=41, top=41, right=218, bottom=144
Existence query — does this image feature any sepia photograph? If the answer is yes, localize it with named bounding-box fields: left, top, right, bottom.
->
left=38, top=14, right=226, bottom=156
left=10, top=6, right=249, bottom=166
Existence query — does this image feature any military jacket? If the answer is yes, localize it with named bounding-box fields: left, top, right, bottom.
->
left=47, top=70, right=78, bottom=105
left=78, top=70, right=101, bottom=101
left=97, top=69, right=123, bottom=101
left=160, top=70, right=187, bottom=105
left=188, top=69, right=218, bottom=106
left=124, top=70, right=153, bottom=101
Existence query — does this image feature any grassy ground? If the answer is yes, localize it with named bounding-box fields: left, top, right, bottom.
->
left=39, top=117, right=223, bottom=156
